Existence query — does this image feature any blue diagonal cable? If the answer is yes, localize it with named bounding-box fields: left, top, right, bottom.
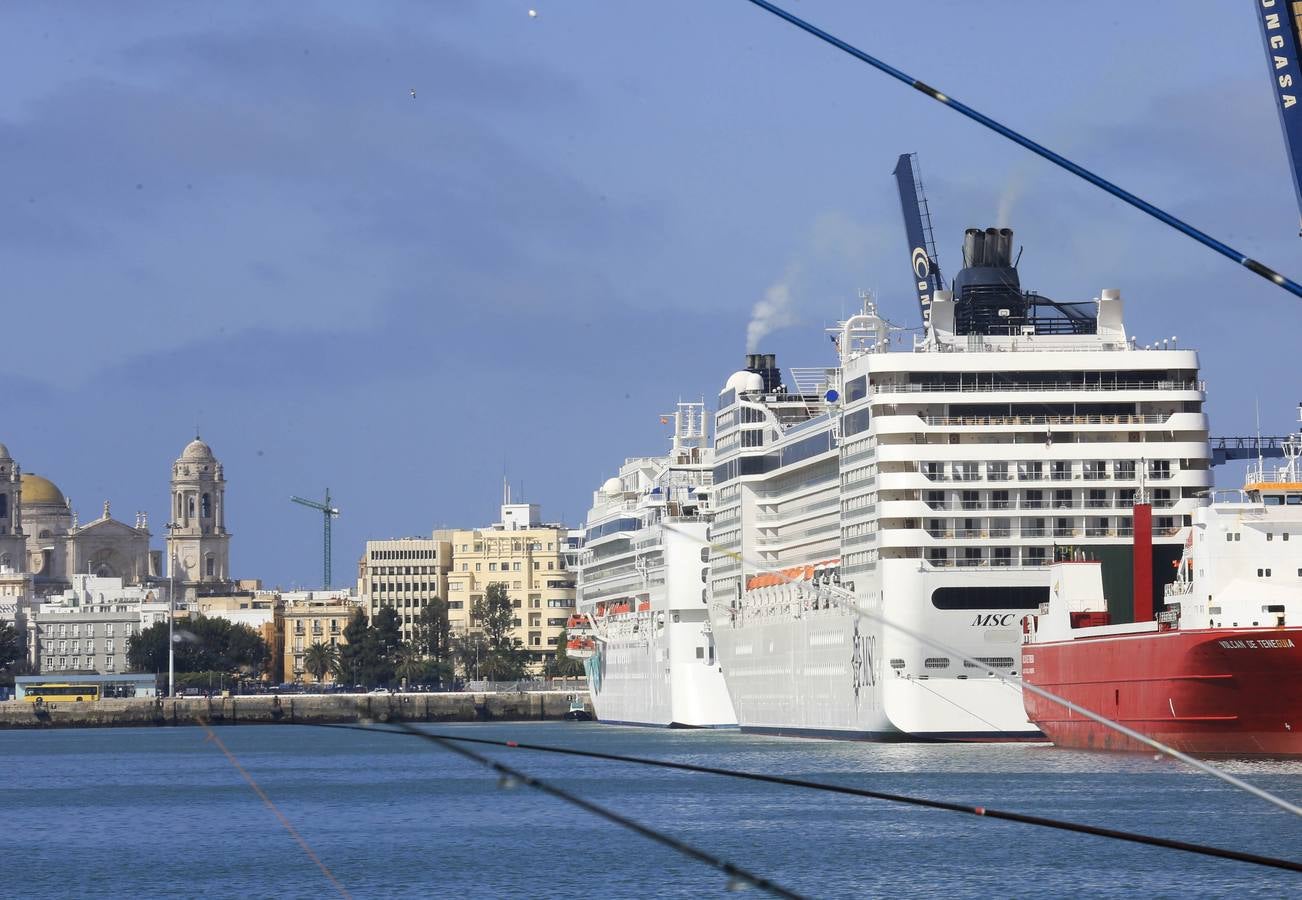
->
left=743, top=0, right=1302, bottom=299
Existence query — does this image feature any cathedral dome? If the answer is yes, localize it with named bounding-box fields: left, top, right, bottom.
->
left=0, top=442, right=10, bottom=460
left=21, top=473, right=65, bottom=506
left=181, top=438, right=215, bottom=461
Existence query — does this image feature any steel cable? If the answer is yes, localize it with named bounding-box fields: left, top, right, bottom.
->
left=741, top=0, right=1302, bottom=298
left=306, top=722, right=1302, bottom=875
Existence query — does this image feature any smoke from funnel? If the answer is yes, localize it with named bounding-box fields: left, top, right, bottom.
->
left=996, top=168, right=1029, bottom=228
left=746, top=264, right=800, bottom=352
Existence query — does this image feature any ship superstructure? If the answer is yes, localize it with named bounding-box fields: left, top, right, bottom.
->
left=572, top=403, right=736, bottom=728
left=709, top=227, right=1211, bottom=740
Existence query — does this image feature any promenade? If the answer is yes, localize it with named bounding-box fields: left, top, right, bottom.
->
left=0, top=691, right=591, bottom=729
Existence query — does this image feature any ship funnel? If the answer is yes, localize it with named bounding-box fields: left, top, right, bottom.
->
left=963, top=228, right=983, bottom=267
left=1132, top=503, right=1154, bottom=622
left=745, top=353, right=783, bottom=393
left=996, top=228, right=1014, bottom=267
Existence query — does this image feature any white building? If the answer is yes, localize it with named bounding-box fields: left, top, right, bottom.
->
left=28, top=575, right=162, bottom=674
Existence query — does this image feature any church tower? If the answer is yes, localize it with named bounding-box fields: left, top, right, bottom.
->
left=166, top=436, right=231, bottom=591
left=0, top=443, right=25, bottom=572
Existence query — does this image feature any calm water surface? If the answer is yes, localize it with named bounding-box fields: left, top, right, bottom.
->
left=1, top=722, right=1299, bottom=898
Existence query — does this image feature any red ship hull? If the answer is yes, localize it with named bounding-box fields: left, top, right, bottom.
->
left=1022, top=627, right=1302, bottom=755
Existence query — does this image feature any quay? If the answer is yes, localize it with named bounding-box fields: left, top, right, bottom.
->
left=0, top=691, right=592, bottom=730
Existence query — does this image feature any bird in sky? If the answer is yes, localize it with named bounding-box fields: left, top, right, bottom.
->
left=409, top=88, right=416, bottom=99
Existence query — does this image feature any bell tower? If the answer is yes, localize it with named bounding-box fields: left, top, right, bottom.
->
left=166, top=436, right=231, bottom=592
left=0, top=443, right=24, bottom=572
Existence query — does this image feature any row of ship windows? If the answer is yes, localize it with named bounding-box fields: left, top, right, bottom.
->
left=922, top=459, right=1175, bottom=481
left=922, top=487, right=1182, bottom=510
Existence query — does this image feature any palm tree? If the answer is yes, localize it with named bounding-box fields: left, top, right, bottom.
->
left=304, top=642, right=339, bottom=684
left=394, top=644, right=430, bottom=688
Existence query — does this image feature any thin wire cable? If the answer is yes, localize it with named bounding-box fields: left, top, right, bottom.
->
left=197, top=719, right=352, bottom=899
left=383, top=720, right=805, bottom=899
left=741, top=0, right=1302, bottom=298
left=661, top=522, right=1302, bottom=819
left=307, top=722, right=1302, bottom=875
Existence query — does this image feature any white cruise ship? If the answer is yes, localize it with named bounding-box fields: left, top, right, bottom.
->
left=572, top=403, right=737, bottom=728
left=708, top=226, right=1209, bottom=740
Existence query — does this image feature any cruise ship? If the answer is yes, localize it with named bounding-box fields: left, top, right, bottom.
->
left=572, top=403, right=737, bottom=728
left=708, top=226, right=1210, bottom=740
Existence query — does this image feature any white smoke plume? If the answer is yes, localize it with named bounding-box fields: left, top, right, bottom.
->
left=746, top=264, right=801, bottom=352
left=996, top=170, right=1027, bottom=229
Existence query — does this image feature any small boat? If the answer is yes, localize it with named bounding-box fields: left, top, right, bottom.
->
left=564, top=694, right=592, bottom=721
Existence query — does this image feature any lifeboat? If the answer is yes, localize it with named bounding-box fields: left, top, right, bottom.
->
left=566, top=613, right=593, bottom=635
left=636, top=599, right=651, bottom=612
left=566, top=635, right=597, bottom=660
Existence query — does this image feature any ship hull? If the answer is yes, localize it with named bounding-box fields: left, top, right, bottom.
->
left=711, top=562, right=1044, bottom=742
left=1022, top=627, right=1302, bottom=755
left=586, top=613, right=736, bottom=728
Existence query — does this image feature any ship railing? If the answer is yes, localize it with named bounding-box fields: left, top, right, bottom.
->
left=920, top=413, right=1171, bottom=427
left=871, top=379, right=1203, bottom=395
left=755, top=496, right=841, bottom=522
left=921, top=498, right=1174, bottom=512
left=924, top=558, right=1049, bottom=569
left=755, top=520, right=841, bottom=544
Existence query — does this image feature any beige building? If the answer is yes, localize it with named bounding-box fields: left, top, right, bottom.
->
left=283, top=594, right=361, bottom=684
left=357, top=537, right=452, bottom=644
left=438, top=503, right=577, bottom=663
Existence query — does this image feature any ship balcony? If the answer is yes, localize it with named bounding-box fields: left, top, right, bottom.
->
left=867, top=378, right=1204, bottom=396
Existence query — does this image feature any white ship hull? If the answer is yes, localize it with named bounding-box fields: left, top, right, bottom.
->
left=712, top=561, right=1042, bottom=740
left=587, top=611, right=735, bottom=728
left=573, top=411, right=737, bottom=729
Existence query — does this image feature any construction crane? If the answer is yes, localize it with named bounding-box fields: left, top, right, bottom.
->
left=290, top=490, right=340, bottom=588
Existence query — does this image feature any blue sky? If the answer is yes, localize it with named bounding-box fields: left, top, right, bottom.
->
left=2, top=1, right=1299, bottom=588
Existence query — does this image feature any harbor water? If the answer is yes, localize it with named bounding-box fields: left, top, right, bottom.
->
left=2, top=722, right=1298, bottom=898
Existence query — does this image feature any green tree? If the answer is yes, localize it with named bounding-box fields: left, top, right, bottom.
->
left=303, top=642, right=339, bottom=683
left=474, top=582, right=528, bottom=681
left=127, top=615, right=267, bottom=681
left=544, top=628, right=586, bottom=678
left=412, top=599, right=453, bottom=689
left=451, top=630, right=489, bottom=681
left=336, top=609, right=370, bottom=686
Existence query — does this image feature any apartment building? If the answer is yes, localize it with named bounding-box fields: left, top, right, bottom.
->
left=283, top=593, right=362, bottom=684
left=438, top=503, right=578, bottom=662
left=356, top=537, right=452, bottom=644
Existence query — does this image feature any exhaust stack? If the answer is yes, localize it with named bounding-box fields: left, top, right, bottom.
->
left=1132, top=502, right=1153, bottom=622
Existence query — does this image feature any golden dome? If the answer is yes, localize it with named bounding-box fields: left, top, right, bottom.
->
left=21, top=473, right=66, bottom=506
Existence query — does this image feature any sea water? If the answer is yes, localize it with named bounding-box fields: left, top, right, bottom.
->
left=1, top=722, right=1298, bottom=899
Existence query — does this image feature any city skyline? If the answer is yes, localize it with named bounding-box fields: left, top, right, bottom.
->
left=2, top=2, right=1300, bottom=586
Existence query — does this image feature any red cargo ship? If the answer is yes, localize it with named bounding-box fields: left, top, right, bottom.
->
left=1021, top=419, right=1302, bottom=755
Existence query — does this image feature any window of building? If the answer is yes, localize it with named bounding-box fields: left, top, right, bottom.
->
left=547, top=561, right=555, bottom=570
left=529, top=632, right=541, bottom=647
left=512, top=599, right=521, bottom=608
left=106, top=623, right=115, bottom=637
left=475, top=563, right=481, bottom=572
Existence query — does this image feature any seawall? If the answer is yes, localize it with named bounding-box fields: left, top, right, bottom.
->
left=0, top=691, right=592, bottom=730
